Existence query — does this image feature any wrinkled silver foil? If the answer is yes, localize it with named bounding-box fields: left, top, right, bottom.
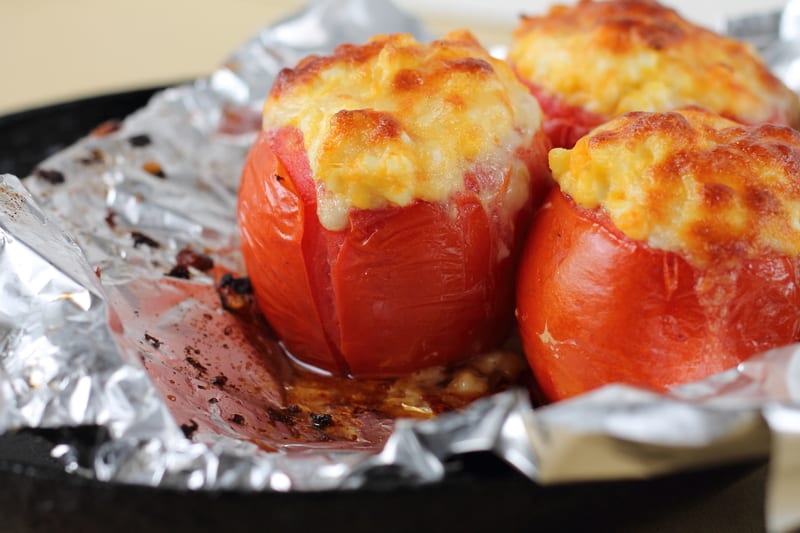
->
left=2, top=0, right=800, bottom=531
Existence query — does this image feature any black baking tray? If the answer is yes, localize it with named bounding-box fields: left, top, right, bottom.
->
left=0, top=88, right=769, bottom=533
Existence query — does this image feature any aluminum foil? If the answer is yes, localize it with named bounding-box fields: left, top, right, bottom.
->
left=2, top=0, right=800, bottom=530
left=759, top=0, right=800, bottom=96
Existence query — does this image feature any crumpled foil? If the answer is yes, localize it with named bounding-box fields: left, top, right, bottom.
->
left=758, top=0, right=800, bottom=95
left=2, top=0, right=800, bottom=530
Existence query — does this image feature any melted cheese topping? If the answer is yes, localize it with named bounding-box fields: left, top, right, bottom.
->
left=509, top=0, right=800, bottom=127
left=550, top=107, right=800, bottom=266
left=263, top=32, right=544, bottom=230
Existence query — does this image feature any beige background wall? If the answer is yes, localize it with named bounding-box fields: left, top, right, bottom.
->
left=0, top=0, right=785, bottom=115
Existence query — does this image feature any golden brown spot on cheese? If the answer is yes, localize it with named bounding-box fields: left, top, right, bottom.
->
left=263, top=32, right=544, bottom=230
left=445, top=57, right=494, bottom=75
left=550, top=107, right=800, bottom=266
left=393, top=69, right=424, bottom=91
left=326, top=109, right=402, bottom=144
left=509, top=0, right=800, bottom=127
left=701, top=183, right=735, bottom=209
left=594, top=10, right=685, bottom=53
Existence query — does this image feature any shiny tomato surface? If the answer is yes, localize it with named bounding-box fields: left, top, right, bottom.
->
left=239, top=127, right=551, bottom=378
left=516, top=188, right=800, bottom=401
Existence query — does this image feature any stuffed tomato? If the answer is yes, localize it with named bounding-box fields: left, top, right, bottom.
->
left=517, top=107, right=800, bottom=401
left=239, top=32, right=551, bottom=378
left=507, top=0, right=800, bottom=148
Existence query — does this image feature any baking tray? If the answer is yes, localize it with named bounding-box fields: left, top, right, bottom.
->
left=0, top=89, right=769, bottom=533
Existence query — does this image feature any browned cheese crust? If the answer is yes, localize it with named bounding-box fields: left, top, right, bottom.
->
left=550, top=107, right=800, bottom=267
left=509, top=0, right=800, bottom=127
left=263, top=32, right=545, bottom=231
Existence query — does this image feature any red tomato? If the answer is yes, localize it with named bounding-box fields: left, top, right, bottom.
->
left=516, top=188, right=800, bottom=401
left=514, top=78, right=607, bottom=149
left=239, top=127, right=551, bottom=378
left=514, top=79, right=797, bottom=150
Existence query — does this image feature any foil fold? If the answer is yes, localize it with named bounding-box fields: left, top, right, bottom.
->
left=1, top=1, right=800, bottom=531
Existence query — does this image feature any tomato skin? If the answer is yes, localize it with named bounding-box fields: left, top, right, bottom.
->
left=514, top=79, right=797, bottom=150
left=514, top=78, right=607, bottom=149
left=238, top=130, right=346, bottom=373
left=239, top=127, right=551, bottom=377
left=517, top=188, right=800, bottom=401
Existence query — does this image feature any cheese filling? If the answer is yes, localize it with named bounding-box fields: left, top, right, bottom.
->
left=509, top=1, right=800, bottom=126
left=263, top=32, right=544, bottom=230
left=550, top=107, right=800, bottom=266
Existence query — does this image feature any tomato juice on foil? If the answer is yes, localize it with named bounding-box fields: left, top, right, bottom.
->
left=3, top=1, right=800, bottom=530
